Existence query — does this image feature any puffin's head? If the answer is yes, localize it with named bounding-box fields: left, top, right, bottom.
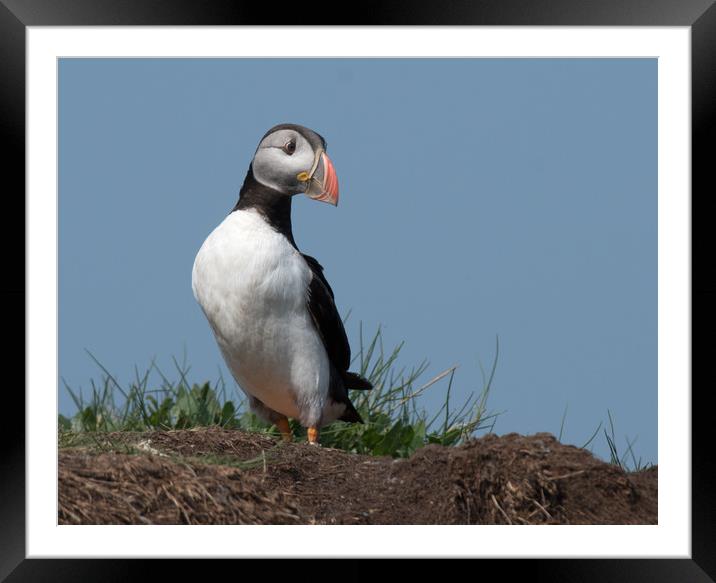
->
left=250, top=123, right=339, bottom=206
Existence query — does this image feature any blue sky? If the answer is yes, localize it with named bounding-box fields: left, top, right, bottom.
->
left=59, top=58, right=657, bottom=464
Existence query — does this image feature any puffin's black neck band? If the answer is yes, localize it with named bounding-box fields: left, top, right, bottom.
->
left=232, top=166, right=297, bottom=248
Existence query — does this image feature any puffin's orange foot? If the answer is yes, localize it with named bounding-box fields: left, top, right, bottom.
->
left=275, top=417, right=292, bottom=443
left=307, top=426, right=320, bottom=446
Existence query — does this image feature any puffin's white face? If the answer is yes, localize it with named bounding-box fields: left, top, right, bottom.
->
left=251, top=127, right=340, bottom=206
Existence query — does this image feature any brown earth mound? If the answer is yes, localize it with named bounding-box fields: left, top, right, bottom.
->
left=58, top=429, right=657, bottom=525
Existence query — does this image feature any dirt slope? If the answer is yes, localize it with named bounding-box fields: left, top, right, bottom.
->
left=59, top=428, right=657, bottom=525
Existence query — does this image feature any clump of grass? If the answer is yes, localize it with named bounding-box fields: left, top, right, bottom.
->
left=59, top=325, right=500, bottom=459
left=601, top=409, right=651, bottom=472
left=316, top=325, right=499, bottom=455
left=558, top=406, right=653, bottom=472
left=60, top=349, right=244, bottom=434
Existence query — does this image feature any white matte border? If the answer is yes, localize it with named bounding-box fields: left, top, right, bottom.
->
left=27, top=26, right=690, bottom=558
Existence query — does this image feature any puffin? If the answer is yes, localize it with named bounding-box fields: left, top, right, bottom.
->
left=192, top=123, right=372, bottom=445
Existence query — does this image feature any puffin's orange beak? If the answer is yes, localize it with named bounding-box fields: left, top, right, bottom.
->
left=304, top=151, right=339, bottom=206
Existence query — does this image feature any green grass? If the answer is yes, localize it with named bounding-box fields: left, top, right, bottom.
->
left=600, top=409, right=651, bottom=472
left=59, top=324, right=652, bottom=469
left=59, top=325, right=500, bottom=459
left=558, top=406, right=653, bottom=472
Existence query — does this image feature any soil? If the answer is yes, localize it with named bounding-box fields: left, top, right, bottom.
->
left=58, top=428, right=657, bottom=525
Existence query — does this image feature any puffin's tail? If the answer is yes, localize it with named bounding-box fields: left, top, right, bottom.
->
left=343, top=371, right=373, bottom=391
left=339, top=400, right=364, bottom=424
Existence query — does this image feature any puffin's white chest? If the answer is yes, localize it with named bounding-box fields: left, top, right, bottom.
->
left=191, top=209, right=329, bottom=420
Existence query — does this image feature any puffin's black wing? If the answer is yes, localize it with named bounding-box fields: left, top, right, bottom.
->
left=302, top=254, right=351, bottom=371
left=302, top=254, right=373, bottom=420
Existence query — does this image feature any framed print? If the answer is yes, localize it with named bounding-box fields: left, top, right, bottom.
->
left=6, top=0, right=713, bottom=579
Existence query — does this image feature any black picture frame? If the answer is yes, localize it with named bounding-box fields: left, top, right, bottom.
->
left=4, top=0, right=712, bottom=579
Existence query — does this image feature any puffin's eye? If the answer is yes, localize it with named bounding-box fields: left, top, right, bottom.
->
left=283, top=139, right=296, bottom=155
